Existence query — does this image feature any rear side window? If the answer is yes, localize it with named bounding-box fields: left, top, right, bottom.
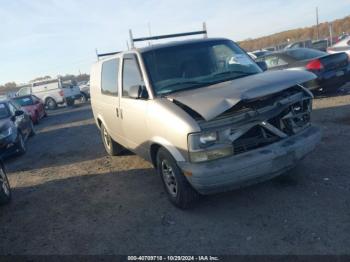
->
left=122, top=54, right=143, bottom=97
left=101, top=58, right=119, bottom=96
left=286, top=49, right=326, bottom=60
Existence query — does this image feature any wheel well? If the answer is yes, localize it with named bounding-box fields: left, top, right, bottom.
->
left=97, top=118, right=102, bottom=128
left=150, top=144, right=161, bottom=168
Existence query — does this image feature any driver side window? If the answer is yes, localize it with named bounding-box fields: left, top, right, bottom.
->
left=122, top=54, right=145, bottom=98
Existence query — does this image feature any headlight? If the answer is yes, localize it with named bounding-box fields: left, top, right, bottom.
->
left=199, top=132, right=218, bottom=145
left=188, top=131, right=233, bottom=163
left=0, top=127, right=12, bottom=139
left=189, top=146, right=233, bottom=163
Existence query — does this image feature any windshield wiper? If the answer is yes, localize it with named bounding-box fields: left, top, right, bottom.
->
left=212, top=71, right=256, bottom=78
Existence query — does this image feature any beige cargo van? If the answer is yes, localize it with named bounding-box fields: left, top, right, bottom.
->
left=90, top=30, right=321, bottom=208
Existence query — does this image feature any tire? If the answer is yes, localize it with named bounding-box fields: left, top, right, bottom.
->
left=29, top=120, right=36, bottom=137
left=100, top=124, right=123, bottom=156
left=80, top=93, right=88, bottom=103
left=66, top=99, right=75, bottom=107
left=45, top=98, right=57, bottom=110
left=16, top=132, right=26, bottom=155
left=156, top=147, right=200, bottom=209
left=0, top=163, right=11, bottom=205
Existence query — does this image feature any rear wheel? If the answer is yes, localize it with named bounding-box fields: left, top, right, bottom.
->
left=0, top=163, right=11, bottom=205
left=45, top=98, right=57, bottom=110
left=66, top=99, right=75, bottom=107
left=156, top=147, right=199, bottom=209
left=100, top=124, right=123, bottom=156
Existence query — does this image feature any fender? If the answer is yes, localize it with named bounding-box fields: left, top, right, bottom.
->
left=150, top=136, right=186, bottom=162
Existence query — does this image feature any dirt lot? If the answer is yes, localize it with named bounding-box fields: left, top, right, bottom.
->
left=1, top=93, right=350, bottom=255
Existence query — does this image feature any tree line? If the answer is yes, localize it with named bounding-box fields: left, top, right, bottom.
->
left=239, top=15, right=350, bottom=51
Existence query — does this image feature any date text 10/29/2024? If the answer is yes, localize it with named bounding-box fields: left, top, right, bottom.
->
left=127, top=256, right=220, bottom=261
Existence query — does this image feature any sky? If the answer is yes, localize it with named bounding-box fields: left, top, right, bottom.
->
left=0, top=0, right=349, bottom=85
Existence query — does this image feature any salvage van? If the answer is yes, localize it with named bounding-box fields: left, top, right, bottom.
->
left=90, top=29, right=321, bottom=208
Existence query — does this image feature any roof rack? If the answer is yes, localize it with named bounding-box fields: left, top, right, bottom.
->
left=129, top=22, right=207, bottom=48
left=96, top=51, right=121, bottom=60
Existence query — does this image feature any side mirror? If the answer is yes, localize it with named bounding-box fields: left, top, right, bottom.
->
left=256, top=61, right=268, bottom=72
left=129, top=85, right=148, bottom=99
left=14, top=110, right=24, bottom=117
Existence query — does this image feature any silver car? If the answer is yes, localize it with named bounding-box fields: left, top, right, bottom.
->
left=90, top=38, right=321, bottom=208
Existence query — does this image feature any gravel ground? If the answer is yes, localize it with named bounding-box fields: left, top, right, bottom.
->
left=0, top=91, right=350, bottom=255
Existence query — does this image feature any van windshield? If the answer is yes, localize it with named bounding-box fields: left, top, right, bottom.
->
left=142, top=40, right=262, bottom=96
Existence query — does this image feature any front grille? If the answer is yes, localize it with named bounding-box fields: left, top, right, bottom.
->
left=233, top=126, right=280, bottom=154
left=232, top=99, right=311, bottom=155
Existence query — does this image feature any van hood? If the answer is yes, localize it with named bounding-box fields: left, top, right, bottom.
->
left=167, top=70, right=316, bottom=121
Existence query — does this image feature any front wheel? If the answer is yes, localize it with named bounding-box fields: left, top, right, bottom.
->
left=100, top=124, right=124, bottom=156
left=0, top=163, right=11, bottom=205
left=156, top=148, right=199, bottom=209
left=16, top=132, right=26, bottom=155
left=29, top=120, right=36, bottom=137
left=80, top=93, right=88, bottom=103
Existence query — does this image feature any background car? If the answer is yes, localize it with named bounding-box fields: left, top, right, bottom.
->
left=327, top=36, right=350, bottom=58
left=0, top=160, right=11, bottom=205
left=17, top=78, right=81, bottom=110
left=0, top=99, right=35, bottom=158
left=251, top=49, right=272, bottom=58
left=312, top=39, right=329, bottom=52
left=284, top=40, right=312, bottom=49
left=12, top=95, right=47, bottom=124
left=256, top=48, right=350, bottom=93
left=78, top=81, right=90, bottom=103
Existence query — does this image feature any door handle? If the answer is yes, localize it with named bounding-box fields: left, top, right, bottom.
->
left=120, top=109, right=123, bottom=119
left=116, top=108, right=119, bottom=117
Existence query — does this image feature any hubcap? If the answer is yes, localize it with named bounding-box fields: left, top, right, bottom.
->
left=103, top=128, right=111, bottom=149
left=0, top=168, right=10, bottom=196
left=161, top=160, right=178, bottom=197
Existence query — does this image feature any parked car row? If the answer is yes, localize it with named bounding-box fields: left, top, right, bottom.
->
left=17, top=78, right=83, bottom=110
left=255, top=48, right=350, bottom=93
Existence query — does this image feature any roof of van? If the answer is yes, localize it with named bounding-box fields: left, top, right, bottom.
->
left=136, top=37, right=230, bottom=53
left=97, top=38, right=231, bottom=61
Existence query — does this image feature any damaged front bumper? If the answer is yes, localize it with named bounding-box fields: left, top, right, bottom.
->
left=178, top=126, right=321, bottom=195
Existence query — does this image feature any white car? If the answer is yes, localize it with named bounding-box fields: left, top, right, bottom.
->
left=17, top=79, right=81, bottom=110
left=327, top=36, right=350, bottom=58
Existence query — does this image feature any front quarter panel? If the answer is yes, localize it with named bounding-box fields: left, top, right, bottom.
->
left=147, top=98, right=201, bottom=162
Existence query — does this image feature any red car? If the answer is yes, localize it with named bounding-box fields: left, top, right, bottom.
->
left=12, top=95, right=47, bottom=124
